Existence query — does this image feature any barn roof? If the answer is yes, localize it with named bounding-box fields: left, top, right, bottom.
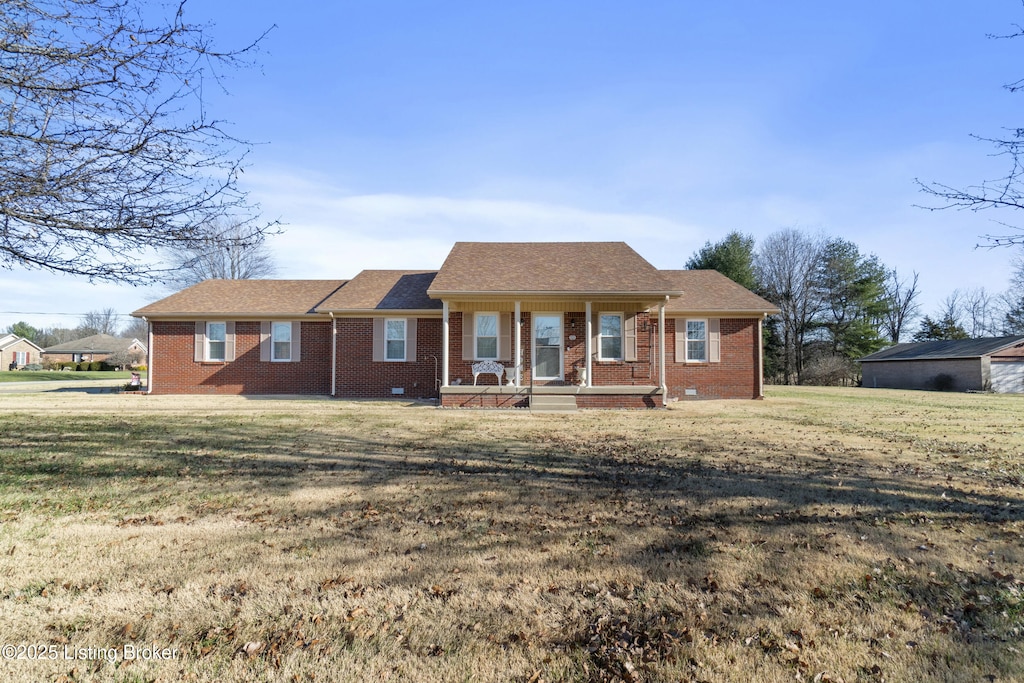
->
left=860, top=336, right=1024, bottom=362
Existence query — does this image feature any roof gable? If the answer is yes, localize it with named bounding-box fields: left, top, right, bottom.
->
left=860, top=336, right=1024, bottom=362
left=133, top=280, right=347, bottom=317
left=427, top=242, right=678, bottom=297
left=661, top=270, right=779, bottom=314
left=0, top=334, right=45, bottom=352
left=317, top=271, right=441, bottom=312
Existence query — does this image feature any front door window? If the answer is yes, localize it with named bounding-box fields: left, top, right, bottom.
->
left=533, top=314, right=562, bottom=380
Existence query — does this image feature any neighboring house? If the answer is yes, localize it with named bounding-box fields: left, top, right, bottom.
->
left=860, top=336, right=1024, bottom=393
left=0, top=334, right=45, bottom=370
left=42, top=334, right=148, bottom=368
left=133, top=242, right=780, bottom=408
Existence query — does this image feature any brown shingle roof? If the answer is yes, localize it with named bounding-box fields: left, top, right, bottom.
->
left=427, top=242, right=679, bottom=296
left=132, top=280, right=347, bottom=317
left=317, top=271, right=441, bottom=311
left=42, top=333, right=145, bottom=354
left=661, top=270, right=779, bottom=314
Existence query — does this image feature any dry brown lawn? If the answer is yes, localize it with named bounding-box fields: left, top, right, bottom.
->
left=0, top=386, right=1021, bottom=682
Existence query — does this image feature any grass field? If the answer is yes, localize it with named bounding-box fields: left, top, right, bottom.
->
left=0, top=387, right=1021, bottom=682
left=0, top=371, right=142, bottom=383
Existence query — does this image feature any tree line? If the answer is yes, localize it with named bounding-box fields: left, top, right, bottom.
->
left=6, top=309, right=149, bottom=350
left=687, top=229, right=1024, bottom=385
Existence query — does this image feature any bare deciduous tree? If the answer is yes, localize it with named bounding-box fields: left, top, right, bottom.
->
left=0, top=0, right=273, bottom=282
left=961, top=287, right=1000, bottom=337
left=756, top=228, right=824, bottom=385
left=916, top=17, right=1024, bottom=246
left=881, top=269, right=921, bottom=343
left=165, top=219, right=277, bottom=288
left=79, top=308, right=120, bottom=336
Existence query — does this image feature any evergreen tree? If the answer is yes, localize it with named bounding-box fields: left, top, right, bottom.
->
left=686, top=231, right=758, bottom=291
left=813, top=238, right=890, bottom=359
left=913, top=315, right=970, bottom=341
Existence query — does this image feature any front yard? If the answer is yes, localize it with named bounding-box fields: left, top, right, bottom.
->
left=0, top=387, right=1021, bottom=682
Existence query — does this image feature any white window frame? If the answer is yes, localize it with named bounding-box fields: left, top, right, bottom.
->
left=384, top=318, right=407, bottom=362
left=15, top=351, right=28, bottom=365
left=206, top=322, right=227, bottom=362
left=475, top=312, right=499, bottom=360
left=271, top=322, right=292, bottom=362
left=686, top=318, right=708, bottom=363
left=597, top=312, right=623, bottom=361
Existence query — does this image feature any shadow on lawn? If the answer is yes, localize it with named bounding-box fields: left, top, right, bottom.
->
left=2, top=415, right=1021, bottom=679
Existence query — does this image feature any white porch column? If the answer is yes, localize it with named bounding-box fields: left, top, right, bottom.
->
left=514, top=300, right=521, bottom=387
left=441, top=300, right=450, bottom=388
left=585, top=301, right=593, bottom=387
left=658, top=299, right=667, bottom=406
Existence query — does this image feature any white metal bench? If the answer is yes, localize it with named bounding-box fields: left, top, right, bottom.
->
left=472, top=360, right=505, bottom=385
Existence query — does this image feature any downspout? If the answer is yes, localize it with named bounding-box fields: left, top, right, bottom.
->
left=330, top=313, right=337, bottom=397
left=659, top=298, right=667, bottom=406
left=758, top=314, right=765, bottom=399
left=144, top=317, right=153, bottom=394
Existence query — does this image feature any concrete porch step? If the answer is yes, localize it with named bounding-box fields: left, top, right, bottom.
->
left=529, top=394, right=578, bottom=413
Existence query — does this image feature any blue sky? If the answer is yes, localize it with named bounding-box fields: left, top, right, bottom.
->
left=4, top=0, right=1024, bottom=333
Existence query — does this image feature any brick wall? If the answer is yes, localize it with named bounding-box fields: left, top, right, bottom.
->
left=665, top=318, right=761, bottom=400
left=150, top=321, right=333, bottom=395
left=335, top=318, right=442, bottom=400
left=861, top=358, right=984, bottom=392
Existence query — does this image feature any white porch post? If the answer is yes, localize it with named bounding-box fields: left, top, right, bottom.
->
left=441, top=300, right=450, bottom=388
left=585, top=301, right=593, bottom=387
left=658, top=299, right=667, bottom=406
left=514, top=300, right=521, bottom=387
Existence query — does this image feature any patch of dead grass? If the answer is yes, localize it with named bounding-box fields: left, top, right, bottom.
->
left=0, top=387, right=1021, bottom=681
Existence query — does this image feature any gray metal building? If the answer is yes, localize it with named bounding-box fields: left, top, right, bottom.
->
left=860, top=336, right=1024, bottom=393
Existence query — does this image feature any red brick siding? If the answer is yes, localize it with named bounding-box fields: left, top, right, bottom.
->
left=150, top=321, right=333, bottom=395
left=665, top=318, right=760, bottom=400
left=335, top=318, right=441, bottom=399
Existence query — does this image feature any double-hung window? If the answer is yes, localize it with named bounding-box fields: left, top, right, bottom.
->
left=206, top=322, right=227, bottom=361
left=475, top=313, right=498, bottom=360
left=686, top=319, right=707, bottom=362
left=385, top=319, right=407, bottom=361
left=271, top=322, right=292, bottom=361
left=598, top=313, right=623, bottom=361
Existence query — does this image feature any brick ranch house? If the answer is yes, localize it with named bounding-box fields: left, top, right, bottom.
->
left=0, top=333, right=44, bottom=370
left=133, top=242, right=779, bottom=408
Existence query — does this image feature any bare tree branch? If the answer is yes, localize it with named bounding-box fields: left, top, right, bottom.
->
left=0, top=0, right=275, bottom=282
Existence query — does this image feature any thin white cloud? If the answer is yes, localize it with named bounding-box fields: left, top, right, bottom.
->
left=249, top=168, right=704, bottom=277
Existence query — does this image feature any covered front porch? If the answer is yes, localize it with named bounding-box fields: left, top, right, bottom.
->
left=436, top=298, right=670, bottom=409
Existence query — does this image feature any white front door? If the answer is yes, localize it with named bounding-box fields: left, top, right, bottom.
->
left=533, top=314, right=562, bottom=380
